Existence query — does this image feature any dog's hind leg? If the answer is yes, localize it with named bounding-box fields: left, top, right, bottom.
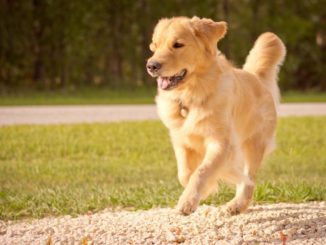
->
left=225, top=134, right=268, bottom=215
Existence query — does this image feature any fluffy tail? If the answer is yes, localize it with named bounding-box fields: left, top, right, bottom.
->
left=243, top=32, right=286, bottom=106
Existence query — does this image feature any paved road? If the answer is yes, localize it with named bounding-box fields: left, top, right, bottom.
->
left=0, top=103, right=325, bottom=125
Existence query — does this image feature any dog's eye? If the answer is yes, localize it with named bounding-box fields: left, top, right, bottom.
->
left=173, top=42, right=184, bottom=49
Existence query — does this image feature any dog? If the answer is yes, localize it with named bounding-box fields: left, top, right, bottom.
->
left=146, top=16, right=286, bottom=215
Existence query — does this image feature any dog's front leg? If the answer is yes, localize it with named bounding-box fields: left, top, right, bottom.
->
left=174, top=145, right=193, bottom=188
left=174, top=144, right=203, bottom=188
left=176, top=138, right=228, bottom=215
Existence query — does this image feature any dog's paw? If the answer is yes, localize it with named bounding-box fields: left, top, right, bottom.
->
left=176, top=190, right=200, bottom=215
left=224, top=198, right=249, bottom=216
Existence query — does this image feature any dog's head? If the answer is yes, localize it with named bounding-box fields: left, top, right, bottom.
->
left=146, top=16, right=227, bottom=91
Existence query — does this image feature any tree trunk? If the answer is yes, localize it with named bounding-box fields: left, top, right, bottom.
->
left=32, top=0, right=45, bottom=88
left=105, top=1, right=123, bottom=87
left=251, top=0, right=261, bottom=41
left=139, top=0, right=152, bottom=86
left=222, top=0, right=230, bottom=57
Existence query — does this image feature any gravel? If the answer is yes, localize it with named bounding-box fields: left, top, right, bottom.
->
left=1, top=202, right=325, bottom=244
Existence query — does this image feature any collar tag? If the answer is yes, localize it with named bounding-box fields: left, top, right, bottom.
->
left=180, top=106, right=188, bottom=118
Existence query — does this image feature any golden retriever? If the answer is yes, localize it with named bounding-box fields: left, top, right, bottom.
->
left=146, top=16, right=286, bottom=215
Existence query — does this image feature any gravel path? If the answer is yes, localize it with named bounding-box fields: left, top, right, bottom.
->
left=0, top=103, right=326, bottom=125
left=1, top=202, right=325, bottom=244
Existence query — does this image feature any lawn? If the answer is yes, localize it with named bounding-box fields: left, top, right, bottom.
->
left=0, top=87, right=156, bottom=106
left=0, top=87, right=325, bottom=105
left=0, top=117, right=325, bottom=220
left=281, top=90, right=326, bottom=103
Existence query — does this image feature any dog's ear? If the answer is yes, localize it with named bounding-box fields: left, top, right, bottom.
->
left=191, top=17, right=227, bottom=54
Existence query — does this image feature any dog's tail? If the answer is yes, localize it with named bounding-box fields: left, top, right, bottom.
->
left=243, top=32, right=286, bottom=106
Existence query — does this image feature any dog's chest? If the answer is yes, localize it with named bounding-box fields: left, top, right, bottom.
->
left=156, top=96, right=192, bottom=129
left=156, top=96, right=207, bottom=136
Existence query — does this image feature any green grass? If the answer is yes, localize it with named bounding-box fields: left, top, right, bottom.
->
left=0, top=87, right=325, bottom=105
left=0, top=87, right=156, bottom=106
left=281, top=91, right=326, bottom=103
left=0, top=117, right=325, bottom=220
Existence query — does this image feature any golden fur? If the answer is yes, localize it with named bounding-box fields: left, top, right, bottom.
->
left=147, top=16, right=286, bottom=215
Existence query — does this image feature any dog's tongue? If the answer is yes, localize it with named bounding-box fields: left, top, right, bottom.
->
left=157, top=77, right=170, bottom=90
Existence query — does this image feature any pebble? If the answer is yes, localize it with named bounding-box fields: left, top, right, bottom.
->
left=0, top=203, right=326, bottom=244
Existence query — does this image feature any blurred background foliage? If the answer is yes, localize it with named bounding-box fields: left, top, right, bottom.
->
left=0, top=0, right=325, bottom=92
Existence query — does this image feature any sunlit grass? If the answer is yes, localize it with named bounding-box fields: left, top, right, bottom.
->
left=0, top=117, right=325, bottom=220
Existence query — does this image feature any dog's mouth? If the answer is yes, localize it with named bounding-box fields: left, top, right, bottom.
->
left=157, top=69, right=187, bottom=90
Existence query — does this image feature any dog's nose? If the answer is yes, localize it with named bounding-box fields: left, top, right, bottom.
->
left=146, top=61, right=161, bottom=73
